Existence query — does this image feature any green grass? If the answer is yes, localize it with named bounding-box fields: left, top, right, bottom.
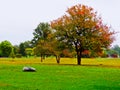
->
left=0, top=64, right=120, bottom=89
left=0, top=57, right=120, bottom=90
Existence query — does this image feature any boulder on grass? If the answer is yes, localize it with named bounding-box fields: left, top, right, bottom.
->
left=23, top=66, right=36, bottom=72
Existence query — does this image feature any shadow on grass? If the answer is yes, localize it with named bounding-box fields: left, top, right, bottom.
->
left=35, top=63, right=120, bottom=68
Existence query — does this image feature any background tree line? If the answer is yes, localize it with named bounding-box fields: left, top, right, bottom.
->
left=0, top=40, right=119, bottom=58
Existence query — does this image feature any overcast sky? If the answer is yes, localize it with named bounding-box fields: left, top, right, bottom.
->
left=0, top=0, right=120, bottom=46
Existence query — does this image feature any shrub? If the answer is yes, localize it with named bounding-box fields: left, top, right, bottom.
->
left=16, top=54, right=22, bottom=58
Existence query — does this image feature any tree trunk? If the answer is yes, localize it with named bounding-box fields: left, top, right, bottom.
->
left=77, top=51, right=82, bottom=65
left=56, top=55, right=60, bottom=64
left=41, top=54, right=43, bottom=62
left=74, top=41, right=82, bottom=65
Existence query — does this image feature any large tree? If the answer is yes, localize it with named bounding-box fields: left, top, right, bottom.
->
left=32, top=22, right=52, bottom=61
left=51, top=4, right=115, bottom=65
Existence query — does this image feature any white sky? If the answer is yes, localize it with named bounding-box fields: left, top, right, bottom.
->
left=0, top=0, right=120, bottom=46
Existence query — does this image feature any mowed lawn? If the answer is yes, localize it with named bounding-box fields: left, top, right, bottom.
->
left=0, top=57, right=120, bottom=90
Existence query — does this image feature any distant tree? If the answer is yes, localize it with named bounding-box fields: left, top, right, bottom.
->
left=18, top=41, right=33, bottom=57
left=106, top=49, right=118, bottom=58
left=112, top=45, right=120, bottom=56
left=19, top=43, right=26, bottom=56
left=0, top=40, right=12, bottom=57
left=51, top=4, right=115, bottom=65
left=106, top=45, right=120, bottom=58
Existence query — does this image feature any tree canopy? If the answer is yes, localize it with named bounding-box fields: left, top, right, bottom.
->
left=32, top=22, right=51, bottom=46
left=51, top=4, right=115, bottom=65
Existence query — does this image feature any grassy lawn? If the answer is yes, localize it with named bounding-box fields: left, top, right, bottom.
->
left=0, top=57, right=120, bottom=90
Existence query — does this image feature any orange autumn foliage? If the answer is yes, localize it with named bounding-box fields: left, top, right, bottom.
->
left=51, top=4, right=115, bottom=64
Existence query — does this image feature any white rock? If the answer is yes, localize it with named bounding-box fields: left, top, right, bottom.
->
left=23, top=66, right=36, bottom=72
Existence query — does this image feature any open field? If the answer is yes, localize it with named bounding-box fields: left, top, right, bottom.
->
left=0, top=57, right=120, bottom=90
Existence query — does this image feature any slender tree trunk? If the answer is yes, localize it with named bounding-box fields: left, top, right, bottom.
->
left=41, top=54, right=43, bottom=62
left=56, top=55, right=60, bottom=64
left=77, top=51, right=82, bottom=65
